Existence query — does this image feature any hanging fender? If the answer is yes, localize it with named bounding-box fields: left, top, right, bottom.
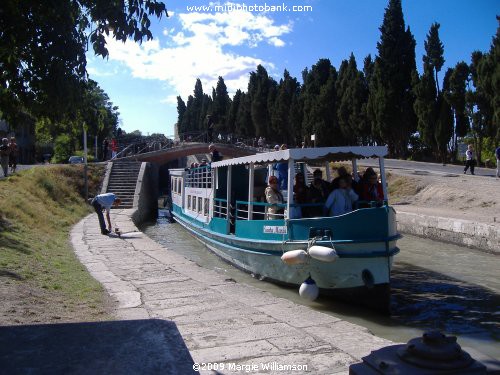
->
left=281, top=249, right=308, bottom=265
left=308, top=245, right=339, bottom=263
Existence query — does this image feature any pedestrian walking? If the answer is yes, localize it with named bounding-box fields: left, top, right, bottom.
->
left=110, top=138, right=118, bottom=159
left=90, top=193, right=121, bottom=235
left=463, top=144, right=476, bottom=175
left=0, top=138, right=10, bottom=177
left=8, top=137, right=18, bottom=173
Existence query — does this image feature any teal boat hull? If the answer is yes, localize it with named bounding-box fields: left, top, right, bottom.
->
left=171, top=204, right=399, bottom=312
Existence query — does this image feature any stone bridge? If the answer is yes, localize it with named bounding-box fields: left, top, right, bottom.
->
left=117, top=142, right=257, bottom=165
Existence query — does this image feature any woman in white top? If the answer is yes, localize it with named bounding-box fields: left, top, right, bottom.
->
left=324, top=176, right=359, bottom=217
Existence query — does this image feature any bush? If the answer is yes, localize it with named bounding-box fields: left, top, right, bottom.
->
left=52, top=134, right=73, bottom=163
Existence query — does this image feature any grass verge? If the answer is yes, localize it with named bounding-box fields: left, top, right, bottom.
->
left=0, top=164, right=113, bottom=324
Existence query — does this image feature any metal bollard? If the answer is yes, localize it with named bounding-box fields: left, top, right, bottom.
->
left=349, top=330, right=487, bottom=374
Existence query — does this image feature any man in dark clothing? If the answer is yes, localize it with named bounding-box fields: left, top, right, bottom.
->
left=102, top=138, right=109, bottom=161
left=0, top=138, right=10, bottom=177
left=209, top=144, right=222, bottom=162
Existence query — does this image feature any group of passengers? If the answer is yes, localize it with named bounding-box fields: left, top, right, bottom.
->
left=264, top=166, right=384, bottom=219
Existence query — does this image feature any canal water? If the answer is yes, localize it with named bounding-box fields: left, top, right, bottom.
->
left=143, top=210, right=500, bottom=359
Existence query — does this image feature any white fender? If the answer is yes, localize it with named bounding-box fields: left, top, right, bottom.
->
left=308, top=245, right=339, bottom=263
left=281, top=250, right=308, bottom=265
left=299, top=277, right=319, bottom=301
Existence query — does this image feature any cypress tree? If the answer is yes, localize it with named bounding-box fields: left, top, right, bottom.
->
left=235, top=92, right=254, bottom=138
left=423, top=23, right=445, bottom=93
left=176, top=96, right=186, bottom=133
left=248, top=65, right=273, bottom=138
left=212, top=76, right=231, bottom=133
left=301, top=59, right=335, bottom=144
left=368, top=0, right=417, bottom=156
left=271, top=70, right=300, bottom=145
left=226, top=89, right=242, bottom=136
left=435, top=69, right=454, bottom=163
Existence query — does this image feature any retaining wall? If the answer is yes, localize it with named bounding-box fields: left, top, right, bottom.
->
left=397, top=211, right=500, bottom=254
left=131, top=162, right=159, bottom=225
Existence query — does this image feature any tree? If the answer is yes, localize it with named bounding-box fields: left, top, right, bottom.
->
left=176, top=96, right=187, bottom=131
left=226, top=89, right=242, bottom=136
left=368, top=0, right=417, bottom=156
left=212, top=77, right=231, bottom=133
left=423, top=23, right=445, bottom=93
left=301, top=59, right=335, bottom=144
left=271, top=70, right=300, bottom=144
left=0, top=0, right=168, bottom=124
left=336, top=53, right=369, bottom=144
left=445, top=62, right=469, bottom=156
left=235, top=93, right=254, bottom=138
left=413, top=69, right=438, bottom=150
left=248, top=65, right=273, bottom=138
left=435, top=70, right=454, bottom=163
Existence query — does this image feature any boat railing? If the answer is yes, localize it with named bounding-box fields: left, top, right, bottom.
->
left=213, top=198, right=228, bottom=219
left=235, top=201, right=287, bottom=220
left=185, top=166, right=212, bottom=189
left=234, top=200, right=389, bottom=221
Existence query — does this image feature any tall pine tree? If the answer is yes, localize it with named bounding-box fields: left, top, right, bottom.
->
left=368, top=0, right=417, bottom=156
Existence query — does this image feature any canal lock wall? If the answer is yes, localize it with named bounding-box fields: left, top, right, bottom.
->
left=396, top=211, right=500, bottom=254
left=131, top=162, right=159, bottom=225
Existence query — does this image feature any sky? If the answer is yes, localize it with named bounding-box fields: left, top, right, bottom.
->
left=86, top=0, right=499, bottom=137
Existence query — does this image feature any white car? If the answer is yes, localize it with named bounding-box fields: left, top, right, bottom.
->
left=68, top=156, right=84, bottom=164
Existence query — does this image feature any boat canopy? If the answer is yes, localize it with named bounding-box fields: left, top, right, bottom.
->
left=211, top=146, right=388, bottom=168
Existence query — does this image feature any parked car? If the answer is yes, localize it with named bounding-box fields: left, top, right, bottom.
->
left=68, top=156, right=84, bottom=164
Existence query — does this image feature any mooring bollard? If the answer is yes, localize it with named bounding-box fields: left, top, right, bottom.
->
left=349, top=330, right=487, bottom=374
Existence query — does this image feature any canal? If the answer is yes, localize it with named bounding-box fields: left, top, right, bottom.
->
left=143, top=210, right=500, bottom=359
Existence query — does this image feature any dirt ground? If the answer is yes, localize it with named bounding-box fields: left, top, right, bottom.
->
left=0, top=278, right=114, bottom=326
left=385, top=167, right=499, bottom=227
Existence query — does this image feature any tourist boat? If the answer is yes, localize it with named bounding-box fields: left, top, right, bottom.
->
left=168, top=146, right=400, bottom=312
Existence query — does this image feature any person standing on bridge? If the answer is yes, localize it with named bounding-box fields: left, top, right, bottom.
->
left=90, top=193, right=122, bottom=235
left=209, top=144, right=222, bottom=162
left=110, top=138, right=118, bottom=159
left=463, top=144, right=476, bottom=175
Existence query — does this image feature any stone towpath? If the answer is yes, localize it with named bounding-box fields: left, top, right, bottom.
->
left=71, top=209, right=393, bottom=375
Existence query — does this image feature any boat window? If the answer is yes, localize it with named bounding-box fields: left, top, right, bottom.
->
left=198, top=197, right=203, bottom=214
left=187, top=195, right=191, bottom=210
left=204, top=198, right=209, bottom=216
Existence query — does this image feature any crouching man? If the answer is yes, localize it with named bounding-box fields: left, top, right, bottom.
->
left=90, top=193, right=121, bottom=235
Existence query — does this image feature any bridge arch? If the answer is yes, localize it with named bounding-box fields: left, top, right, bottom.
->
left=117, top=143, right=257, bottom=165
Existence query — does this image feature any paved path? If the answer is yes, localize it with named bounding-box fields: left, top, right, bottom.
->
left=71, top=210, right=393, bottom=374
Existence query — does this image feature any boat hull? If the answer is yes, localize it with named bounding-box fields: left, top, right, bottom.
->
left=172, top=210, right=396, bottom=312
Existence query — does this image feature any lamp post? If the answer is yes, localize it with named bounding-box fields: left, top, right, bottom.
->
left=83, top=124, right=88, bottom=201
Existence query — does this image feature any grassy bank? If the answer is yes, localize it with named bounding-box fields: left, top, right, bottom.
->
left=0, top=165, right=113, bottom=325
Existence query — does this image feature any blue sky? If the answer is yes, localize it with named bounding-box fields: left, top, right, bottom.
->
left=86, top=0, right=499, bottom=137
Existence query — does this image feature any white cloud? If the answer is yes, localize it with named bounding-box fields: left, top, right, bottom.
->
left=102, top=2, right=293, bottom=103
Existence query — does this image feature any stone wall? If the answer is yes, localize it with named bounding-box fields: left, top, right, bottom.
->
left=397, top=211, right=500, bottom=254
left=131, top=162, right=159, bottom=225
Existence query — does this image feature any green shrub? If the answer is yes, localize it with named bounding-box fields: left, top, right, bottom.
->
left=52, top=134, right=73, bottom=163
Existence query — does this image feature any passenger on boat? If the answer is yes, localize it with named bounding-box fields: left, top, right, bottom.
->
left=331, top=166, right=349, bottom=190
left=265, top=175, right=285, bottom=220
left=359, top=168, right=384, bottom=205
left=312, top=169, right=330, bottom=195
left=291, top=172, right=307, bottom=219
left=305, top=174, right=329, bottom=217
left=324, top=176, right=359, bottom=216
left=274, top=144, right=289, bottom=190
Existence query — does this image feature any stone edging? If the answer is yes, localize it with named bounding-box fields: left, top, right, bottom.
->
left=396, top=211, right=500, bottom=254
